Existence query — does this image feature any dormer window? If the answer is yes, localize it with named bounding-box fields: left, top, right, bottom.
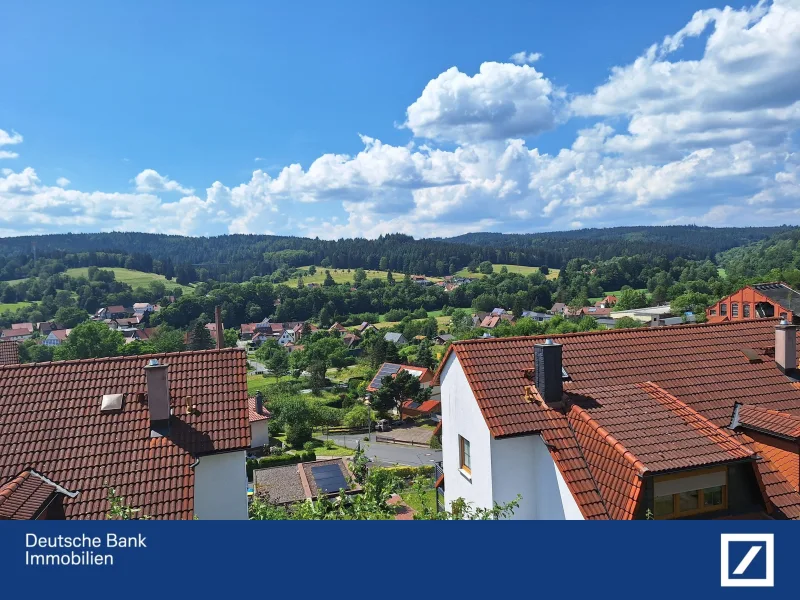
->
left=652, top=467, right=727, bottom=519
left=720, top=303, right=728, bottom=316
left=731, top=303, right=739, bottom=318
left=743, top=304, right=750, bottom=318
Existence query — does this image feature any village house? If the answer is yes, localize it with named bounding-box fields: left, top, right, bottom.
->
left=550, top=302, right=568, bottom=316
left=434, top=318, right=800, bottom=520
left=522, top=310, right=552, bottom=323
left=356, top=322, right=378, bottom=335
left=240, top=322, right=259, bottom=340
left=384, top=332, right=406, bottom=345
left=249, top=391, right=271, bottom=449
left=0, top=328, right=32, bottom=342
left=43, top=329, right=70, bottom=346
left=11, top=322, right=34, bottom=334
left=133, top=302, right=154, bottom=315
left=0, top=348, right=251, bottom=520
left=367, top=362, right=435, bottom=393
left=329, top=322, right=349, bottom=335
left=95, top=305, right=130, bottom=320
left=435, top=334, right=455, bottom=345
left=707, top=282, right=800, bottom=324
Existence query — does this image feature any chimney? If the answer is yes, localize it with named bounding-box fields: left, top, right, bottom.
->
left=214, top=305, right=224, bottom=350
left=775, top=320, right=797, bottom=375
left=534, top=338, right=563, bottom=407
left=255, top=390, right=264, bottom=415
left=144, top=358, right=170, bottom=425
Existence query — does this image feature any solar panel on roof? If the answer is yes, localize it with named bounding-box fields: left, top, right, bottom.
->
left=371, top=363, right=402, bottom=389
left=311, top=465, right=349, bottom=494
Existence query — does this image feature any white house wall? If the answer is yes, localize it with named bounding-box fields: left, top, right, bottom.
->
left=441, top=353, right=584, bottom=520
left=193, top=450, right=248, bottom=520
left=440, top=354, right=494, bottom=511
left=250, top=421, right=270, bottom=449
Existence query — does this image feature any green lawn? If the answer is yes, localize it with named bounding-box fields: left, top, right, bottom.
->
left=454, top=264, right=559, bottom=281
left=374, top=315, right=451, bottom=330
left=326, top=362, right=375, bottom=383
left=63, top=267, right=194, bottom=292
left=288, top=266, right=443, bottom=286
left=308, top=438, right=355, bottom=457
left=0, top=300, right=36, bottom=312
left=246, top=373, right=282, bottom=394
left=400, top=488, right=436, bottom=514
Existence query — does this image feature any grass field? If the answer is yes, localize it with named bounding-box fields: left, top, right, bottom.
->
left=289, top=266, right=443, bottom=286
left=63, top=267, right=195, bottom=292
left=454, top=264, right=559, bottom=280
left=0, top=301, right=36, bottom=313
left=588, top=288, right=649, bottom=303
left=247, top=373, right=282, bottom=394
left=374, top=315, right=451, bottom=330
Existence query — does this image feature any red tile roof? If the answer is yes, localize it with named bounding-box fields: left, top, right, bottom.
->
left=248, top=396, right=271, bottom=422
left=0, top=348, right=250, bottom=519
left=435, top=318, right=800, bottom=519
left=736, top=404, right=800, bottom=440
left=0, top=469, right=71, bottom=520
left=0, top=340, right=19, bottom=365
left=106, top=305, right=128, bottom=314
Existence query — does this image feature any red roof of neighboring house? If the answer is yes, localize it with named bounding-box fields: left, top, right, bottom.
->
left=329, top=322, right=348, bottom=333
left=248, top=396, right=271, bottom=422
left=0, top=469, right=71, bottom=520
left=0, top=348, right=250, bottom=519
left=50, top=330, right=70, bottom=341
left=367, top=363, right=433, bottom=391
left=0, top=340, right=19, bottom=365
left=736, top=404, right=800, bottom=439
left=106, top=305, right=128, bottom=314
left=11, top=323, right=34, bottom=333
left=0, top=329, right=28, bottom=339
left=241, top=323, right=258, bottom=335
left=434, top=318, right=800, bottom=519
left=479, top=315, right=501, bottom=328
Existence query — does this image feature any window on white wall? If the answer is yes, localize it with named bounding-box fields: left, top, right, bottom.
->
left=459, top=435, right=471, bottom=476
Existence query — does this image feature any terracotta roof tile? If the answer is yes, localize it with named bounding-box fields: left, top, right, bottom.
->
left=0, top=340, right=19, bottom=365
left=248, top=396, right=271, bottom=422
left=737, top=404, right=800, bottom=439
left=0, top=348, right=250, bottom=519
left=0, top=470, right=64, bottom=520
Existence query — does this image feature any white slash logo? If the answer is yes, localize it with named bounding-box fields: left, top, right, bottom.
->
left=720, top=533, right=774, bottom=587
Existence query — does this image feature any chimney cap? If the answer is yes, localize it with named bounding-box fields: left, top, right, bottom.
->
left=536, top=338, right=561, bottom=348
left=147, top=358, right=160, bottom=367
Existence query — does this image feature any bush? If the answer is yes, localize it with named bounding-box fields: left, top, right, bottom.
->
left=429, top=435, right=442, bottom=450
left=269, top=445, right=284, bottom=456
left=268, top=420, right=283, bottom=438
left=377, top=465, right=435, bottom=480
left=303, top=441, right=316, bottom=452
left=247, top=450, right=318, bottom=478
left=285, top=422, right=313, bottom=448
left=323, top=439, right=336, bottom=450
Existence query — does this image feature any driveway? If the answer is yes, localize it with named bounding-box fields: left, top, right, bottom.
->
left=322, top=432, right=442, bottom=467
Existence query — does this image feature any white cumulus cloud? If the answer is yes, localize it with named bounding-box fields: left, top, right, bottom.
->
left=510, top=51, right=542, bottom=65
left=133, top=169, right=194, bottom=195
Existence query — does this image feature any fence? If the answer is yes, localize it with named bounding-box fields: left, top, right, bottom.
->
left=375, top=435, right=430, bottom=447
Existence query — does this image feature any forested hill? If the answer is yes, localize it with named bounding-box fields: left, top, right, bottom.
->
left=718, top=228, right=800, bottom=278
left=442, top=226, right=791, bottom=263
left=0, top=225, right=794, bottom=283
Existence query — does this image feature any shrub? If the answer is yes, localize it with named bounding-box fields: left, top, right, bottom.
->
left=323, top=439, right=336, bottom=450
left=269, top=445, right=284, bottom=456
left=285, top=422, right=313, bottom=448
left=268, top=420, right=283, bottom=438
left=377, top=465, right=435, bottom=480
left=303, top=441, right=316, bottom=452
left=429, top=435, right=442, bottom=450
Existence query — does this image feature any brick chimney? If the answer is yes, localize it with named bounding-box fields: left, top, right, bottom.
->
left=214, top=305, right=224, bottom=350
left=255, top=390, right=264, bottom=415
left=144, top=358, right=170, bottom=425
left=775, top=320, right=797, bottom=375
left=534, top=339, right=563, bottom=407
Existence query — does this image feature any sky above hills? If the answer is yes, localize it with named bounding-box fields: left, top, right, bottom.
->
left=1, top=0, right=799, bottom=239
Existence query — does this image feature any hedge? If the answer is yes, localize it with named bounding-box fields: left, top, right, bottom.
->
left=246, top=450, right=317, bottom=479
left=378, top=465, right=435, bottom=480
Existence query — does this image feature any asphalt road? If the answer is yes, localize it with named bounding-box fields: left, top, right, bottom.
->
left=321, top=432, right=442, bottom=467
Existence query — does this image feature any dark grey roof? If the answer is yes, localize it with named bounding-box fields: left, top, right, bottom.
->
left=253, top=465, right=305, bottom=504
left=752, top=283, right=800, bottom=314
left=368, top=363, right=403, bottom=389
left=384, top=332, right=405, bottom=343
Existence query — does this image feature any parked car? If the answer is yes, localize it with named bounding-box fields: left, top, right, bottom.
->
left=375, top=419, right=392, bottom=432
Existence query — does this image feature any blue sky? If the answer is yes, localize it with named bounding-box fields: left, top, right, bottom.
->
left=1, top=0, right=798, bottom=238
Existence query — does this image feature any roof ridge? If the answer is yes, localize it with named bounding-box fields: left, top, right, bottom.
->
left=0, top=346, right=245, bottom=371
left=568, top=405, right=648, bottom=476
left=449, top=316, right=783, bottom=347
left=637, top=382, right=754, bottom=459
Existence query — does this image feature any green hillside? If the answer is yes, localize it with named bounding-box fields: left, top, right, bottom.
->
left=454, top=264, right=559, bottom=280
left=63, top=268, right=194, bottom=292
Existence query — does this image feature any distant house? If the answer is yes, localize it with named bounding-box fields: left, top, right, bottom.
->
left=367, top=363, right=434, bottom=393
left=411, top=275, right=432, bottom=286
left=521, top=311, right=552, bottom=322
left=255, top=318, right=272, bottom=332
left=104, top=305, right=130, bottom=319
left=36, top=322, right=57, bottom=335
left=248, top=392, right=271, bottom=449
left=472, top=312, right=489, bottom=327
left=10, top=323, right=34, bottom=334
left=0, top=328, right=31, bottom=342
left=240, top=323, right=259, bottom=340
left=434, top=334, right=455, bottom=344
left=357, top=322, right=378, bottom=335
left=579, top=306, right=612, bottom=318
left=384, top=332, right=406, bottom=345
left=479, top=315, right=501, bottom=329
left=707, top=282, right=800, bottom=324
left=277, top=330, right=294, bottom=346
left=43, top=329, right=70, bottom=346
left=490, top=308, right=507, bottom=316
left=329, top=322, right=348, bottom=335
left=132, top=302, right=154, bottom=315
left=602, top=295, right=618, bottom=307
left=342, top=333, right=361, bottom=349
left=402, top=399, right=441, bottom=419
left=550, top=303, right=568, bottom=315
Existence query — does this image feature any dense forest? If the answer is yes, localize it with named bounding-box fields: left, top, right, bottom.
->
left=443, top=225, right=790, bottom=264
left=0, top=225, right=791, bottom=284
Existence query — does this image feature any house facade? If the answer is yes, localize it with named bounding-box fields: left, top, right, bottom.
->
left=707, top=282, right=799, bottom=324
left=0, top=348, right=251, bottom=520
left=435, top=319, right=800, bottom=520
